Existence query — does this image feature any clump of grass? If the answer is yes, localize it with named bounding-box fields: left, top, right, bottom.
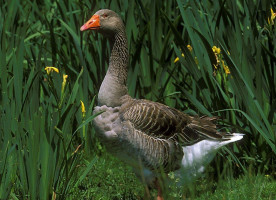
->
left=197, top=175, right=276, bottom=200
left=68, top=154, right=276, bottom=199
left=69, top=153, right=144, bottom=200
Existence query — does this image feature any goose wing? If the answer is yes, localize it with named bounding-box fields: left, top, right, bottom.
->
left=120, top=97, right=224, bottom=145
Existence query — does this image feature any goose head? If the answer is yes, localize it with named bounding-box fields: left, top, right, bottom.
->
left=80, top=9, right=124, bottom=38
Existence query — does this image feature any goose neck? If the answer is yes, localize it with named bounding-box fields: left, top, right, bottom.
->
left=98, top=29, right=129, bottom=107
left=109, top=30, right=129, bottom=84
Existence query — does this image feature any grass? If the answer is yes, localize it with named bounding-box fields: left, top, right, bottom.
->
left=0, top=0, right=275, bottom=199
left=70, top=154, right=144, bottom=200
left=197, top=175, right=276, bottom=200
left=69, top=153, right=276, bottom=200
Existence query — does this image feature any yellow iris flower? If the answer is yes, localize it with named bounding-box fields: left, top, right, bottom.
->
left=268, top=8, right=276, bottom=25
left=45, top=66, right=59, bottom=75
left=212, top=46, right=230, bottom=75
left=80, top=100, right=86, bottom=114
left=212, top=46, right=221, bottom=54
left=174, top=45, right=193, bottom=63
left=63, top=74, right=68, bottom=83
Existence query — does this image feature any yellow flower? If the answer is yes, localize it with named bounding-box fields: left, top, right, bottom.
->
left=213, top=64, right=218, bottom=70
left=221, top=60, right=230, bottom=74
left=212, top=46, right=221, bottom=71
left=174, top=53, right=184, bottom=63
left=45, top=66, right=59, bottom=75
left=59, top=74, right=68, bottom=109
left=80, top=100, right=86, bottom=114
left=212, top=46, right=221, bottom=54
left=214, top=53, right=220, bottom=66
left=174, top=45, right=193, bottom=63
left=63, top=74, right=68, bottom=84
left=61, top=74, right=68, bottom=96
left=212, top=46, right=230, bottom=75
left=268, top=8, right=276, bottom=25
left=272, top=8, right=276, bottom=20
left=187, top=45, right=193, bottom=52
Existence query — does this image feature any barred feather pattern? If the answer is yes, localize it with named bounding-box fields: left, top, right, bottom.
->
left=92, top=105, right=183, bottom=173
left=109, top=29, right=128, bottom=85
left=120, top=95, right=225, bottom=146
left=118, top=121, right=184, bottom=172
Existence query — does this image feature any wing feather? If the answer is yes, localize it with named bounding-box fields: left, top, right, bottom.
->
left=120, top=95, right=225, bottom=145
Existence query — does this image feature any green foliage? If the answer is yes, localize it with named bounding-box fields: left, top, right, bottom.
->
left=169, top=0, right=276, bottom=172
left=195, top=174, right=276, bottom=200
left=0, top=0, right=275, bottom=199
left=70, top=154, right=144, bottom=200
left=70, top=154, right=276, bottom=200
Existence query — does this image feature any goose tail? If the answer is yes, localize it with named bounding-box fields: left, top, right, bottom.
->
left=220, top=132, right=244, bottom=146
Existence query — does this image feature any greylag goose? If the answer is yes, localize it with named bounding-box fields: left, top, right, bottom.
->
left=80, top=9, right=243, bottom=200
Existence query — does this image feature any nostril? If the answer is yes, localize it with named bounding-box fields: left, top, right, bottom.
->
left=88, top=19, right=96, bottom=25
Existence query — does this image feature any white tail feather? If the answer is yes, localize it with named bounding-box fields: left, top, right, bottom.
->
left=220, top=133, right=244, bottom=146
left=228, top=132, right=244, bottom=141
left=175, top=132, right=244, bottom=185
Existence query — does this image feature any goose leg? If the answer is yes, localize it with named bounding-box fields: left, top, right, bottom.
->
left=155, top=179, right=164, bottom=200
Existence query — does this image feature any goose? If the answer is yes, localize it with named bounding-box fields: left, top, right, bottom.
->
left=80, top=9, right=243, bottom=200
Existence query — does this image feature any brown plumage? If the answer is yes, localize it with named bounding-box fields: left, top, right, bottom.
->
left=120, top=95, right=224, bottom=144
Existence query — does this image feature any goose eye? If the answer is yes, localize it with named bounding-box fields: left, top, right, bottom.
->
left=102, top=13, right=108, bottom=18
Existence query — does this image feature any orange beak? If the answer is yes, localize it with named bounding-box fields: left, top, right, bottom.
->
left=80, top=15, right=100, bottom=31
